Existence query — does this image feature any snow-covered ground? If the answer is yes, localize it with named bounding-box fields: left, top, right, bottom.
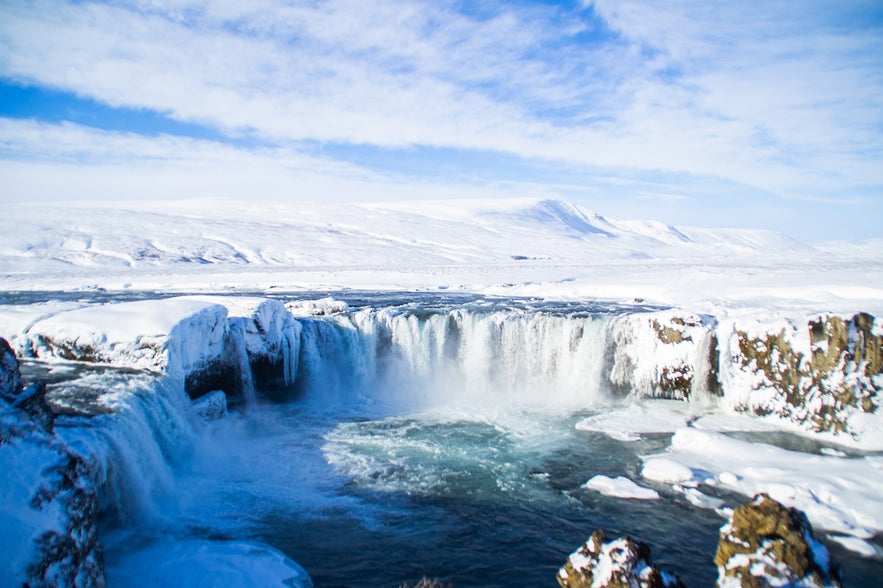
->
left=1, top=198, right=881, bottom=318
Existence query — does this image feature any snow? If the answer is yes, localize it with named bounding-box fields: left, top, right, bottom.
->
left=0, top=198, right=880, bottom=319
left=20, top=298, right=228, bottom=381
left=193, top=390, right=227, bottom=421
left=104, top=536, right=312, bottom=588
left=0, top=432, right=68, bottom=586
left=0, top=196, right=881, bottom=579
left=583, top=475, right=660, bottom=500
left=641, top=427, right=883, bottom=550
left=641, top=458, right=694, bottom=485
left=576, top=401, right=695, bottom=441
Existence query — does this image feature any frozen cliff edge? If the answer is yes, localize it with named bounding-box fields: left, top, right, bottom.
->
left=4, top=297, right=302, bottom=404
left=1, top=297, right=880, bottom=447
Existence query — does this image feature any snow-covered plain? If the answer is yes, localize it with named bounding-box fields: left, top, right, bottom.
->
left=1, top=198, right=881, bottom=317
left=1, top=197, right=881, bottom=583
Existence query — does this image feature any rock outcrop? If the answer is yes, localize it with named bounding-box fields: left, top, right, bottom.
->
left=715, top=494, right=842, bottom=587
left=607, top=312, right=720, bottom=401
left=557, top=529, right=685, bottom=588
left=192, top=389, right=228, bottom=421
left=0, top=337, right=105, bottom=587
left=726, top=313, right=882, bottom=444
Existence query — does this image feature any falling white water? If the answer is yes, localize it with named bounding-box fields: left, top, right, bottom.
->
left=690, top=327, right=720, bottom=407
left=226, top=318, right=256, bottom=406
left=341, top=308, right=614, bottom=414
left=51, top=373, right=200, bottom=525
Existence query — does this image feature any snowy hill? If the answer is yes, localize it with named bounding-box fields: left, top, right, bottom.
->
left=0, top=198, right=814, bottom=272
left=2, top=197, right=880, bottom=315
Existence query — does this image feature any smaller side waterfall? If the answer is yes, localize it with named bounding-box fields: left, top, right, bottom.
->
left=51, top=373, right=200, bottom=525
left=226, top=318, right=256, bottom=406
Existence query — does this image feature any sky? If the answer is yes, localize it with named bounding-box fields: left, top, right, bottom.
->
left=1, top=0, right=882, bottom=241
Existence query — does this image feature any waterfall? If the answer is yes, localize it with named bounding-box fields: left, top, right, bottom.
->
left=40, top=299, right=719, bottom=525
left=338, top=308, right=614, bottom=413
left=226, top=318, right=256, bottom=406
left=293, top=317, right=376, bottom=407
left=690, top=328, right=721, bottom=406
left=51, top=373, right=199, bottom=525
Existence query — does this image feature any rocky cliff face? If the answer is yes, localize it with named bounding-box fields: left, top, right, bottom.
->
left=724, top=313, right=882, bottom=444
left=715, top=494, right=842, bottom=587
left=0, top=338, right=105, bottom=587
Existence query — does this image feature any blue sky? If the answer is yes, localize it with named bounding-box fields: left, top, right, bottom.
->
left=1, top=0, right=882, bottom=241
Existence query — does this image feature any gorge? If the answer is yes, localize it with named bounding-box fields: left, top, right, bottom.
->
left=1, top=291, right=881, bottom=586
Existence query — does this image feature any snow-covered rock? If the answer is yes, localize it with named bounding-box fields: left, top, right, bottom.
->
left=606, top=311, right=720, bottom=401
left=557, top=529, right=684, bottom=588
left=721, top=312, right=883, bottom=447
left=10, top=296, right=305, bottom=402
left=0, top=337, right=21, bottom=399
left=0, top=337, right=104, bottom=587
left=715, top=494, right=842, bottom=587
left=21, top=298, right=229, bottom=398
left=193, top=390, right=227, bottom=421
left=213, top=297, right=302, bottom=395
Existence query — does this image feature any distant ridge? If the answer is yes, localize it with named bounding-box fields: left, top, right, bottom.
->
left=0, top=198, right=819, bottom=273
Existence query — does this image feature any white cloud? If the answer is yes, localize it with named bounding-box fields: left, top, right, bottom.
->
left=0, top=0, right=881, bottom=221
left=0, top=117, right=548, bottom=204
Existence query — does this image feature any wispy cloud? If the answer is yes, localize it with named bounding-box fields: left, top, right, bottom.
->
left=0, top=1, right=881, bottom=237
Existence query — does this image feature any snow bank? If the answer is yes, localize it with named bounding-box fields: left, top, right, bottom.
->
left=0, top=301, right=87, bottom=353
left=642, top=427, right=883, bottom=553
left=24, top=298, right=228, bottom=380
left=583, top=475, right=659, bottom=500
left=575, top=401, right=694, bottom=441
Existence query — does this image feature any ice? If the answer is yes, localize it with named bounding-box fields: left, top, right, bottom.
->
left=641, top=427, right=883, bottom=550
left=0, top=433, right=71, bottom=585
left=575, top=401, right=694, bottom=440
left=641, top=458, right=695, bottom=485
left=583, top=475, right=660, bottom=500
left=829, top=536, right=878, bottom=558
left=1, top=198, right=881, bottom=319
left=104, top=535, right=312, bottom=588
